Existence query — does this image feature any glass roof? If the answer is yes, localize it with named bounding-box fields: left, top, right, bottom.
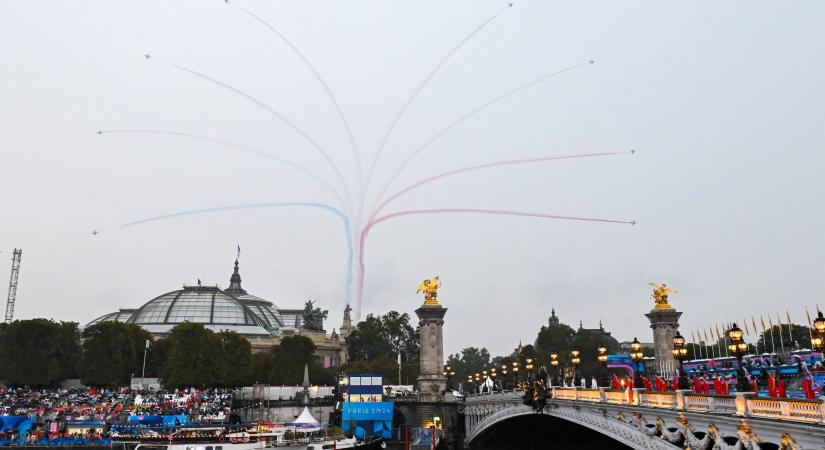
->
left=85, top=309, right=136, bottom=328
left=127, top=286, right=269, bottom=328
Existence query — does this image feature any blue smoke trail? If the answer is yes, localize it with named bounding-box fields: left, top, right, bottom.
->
left=119, top=202, right=353, bottom=298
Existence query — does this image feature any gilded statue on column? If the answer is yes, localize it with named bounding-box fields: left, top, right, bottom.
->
left=417, top=276, right=441, bottom=306
left=649, top=282, right=677, bottom=310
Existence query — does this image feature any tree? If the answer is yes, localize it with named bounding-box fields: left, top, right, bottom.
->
left=216, top=331, right=252, bottom=387
left=347, top=311, right=419, bottom=361
left=346, top=311, right=420, bottom=382
left=81, top=322, right=141, bottom=387
left=0, top=319, right=80, bottom=387
left=570, top=329, right=621, bottom=380
left=756, top=324, right=814, bottom=354
left=446, top=347, right=491, bottom=383
left=160, top=323, right=222, bottom=388
left=302, top=301, right=328, bottom=331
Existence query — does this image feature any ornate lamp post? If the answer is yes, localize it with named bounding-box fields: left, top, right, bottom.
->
left=550, top=353, right=559, bottom=386
left=671, top=331, right=689, bottom=389
left=525, top=358, right=534, bottom=382
left=812, top=334, right=824, bottom=352
left=726, top=323, right=750, bottom=393
left=813, top=312, right=825, bottom=352
left=597, top=345, right=609, bottom=388
left=500, top=364, right=508, bottom=390
left=571, top=348, right=581, bottom=386
left=512, top=362, right=520, bottom=389
left=630, top=337, right=645, bottom=388
left=443, top=365, right=454, bottom=390
left=466, top=375, right=473, bottom=393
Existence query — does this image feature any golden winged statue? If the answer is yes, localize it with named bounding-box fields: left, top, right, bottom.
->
left=416, top=276, right=441, bottom=306
left=649, top=282, right=677, bottom=309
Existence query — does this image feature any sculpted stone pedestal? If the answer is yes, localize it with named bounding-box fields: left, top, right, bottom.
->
left=645, top=307, right=682, bottom=376
left=416, top=304, right=447, bottom=402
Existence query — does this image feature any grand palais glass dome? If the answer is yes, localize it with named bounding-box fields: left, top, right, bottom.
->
left=85, top=260, right=303, bottom=337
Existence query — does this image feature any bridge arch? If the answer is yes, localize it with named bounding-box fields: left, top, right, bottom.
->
left=465, top=404, right=679, bottom=449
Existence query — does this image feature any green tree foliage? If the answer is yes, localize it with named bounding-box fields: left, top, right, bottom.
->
left=347, top=311, right=419, bottom=361
left=446, top=347, right=491, bottom=382
left=216, top=331, right=252, bottom=387
left=570, top=329, right=621, bottom=379
left=534, top=320, right=576, bottom=376
left=0, top=319, right=81, bottom=387
left=160, top=322, right=222, bottom=388
left=250, top=335, right=334, bottom=385
left=756, top=324, right=814, bottom=353
left=81, top=322, right=149, bottom=387
left=346, top=311, right=420, bottom=382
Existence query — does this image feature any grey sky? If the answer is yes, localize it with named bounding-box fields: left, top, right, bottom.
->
left=1, top=1, right=823, bottom=357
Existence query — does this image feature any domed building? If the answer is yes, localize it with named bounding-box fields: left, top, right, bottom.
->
left=85, top=259, right=350, bottom=366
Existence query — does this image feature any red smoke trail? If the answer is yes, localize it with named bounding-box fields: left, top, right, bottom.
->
left=370, top=151, right=629, bottom=221
left=355, top=208, right=634, bottom=317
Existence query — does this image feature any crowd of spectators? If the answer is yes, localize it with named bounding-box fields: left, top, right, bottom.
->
left=0, top=387, right=235, bottom=423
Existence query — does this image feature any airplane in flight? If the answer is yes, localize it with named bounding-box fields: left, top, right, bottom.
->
left=144, top=54, right=151, bottom=60
left=91, top=230, right=99, bottom=236
left=508, top=2, right=514, bottom=7
left=97, top=130, right=103, bottom=135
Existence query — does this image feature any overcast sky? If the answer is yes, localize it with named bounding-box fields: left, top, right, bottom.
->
left=1, top=1, right=824, bottom=357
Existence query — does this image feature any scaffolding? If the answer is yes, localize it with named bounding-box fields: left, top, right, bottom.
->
left=5, top=248, right=22, bottom=324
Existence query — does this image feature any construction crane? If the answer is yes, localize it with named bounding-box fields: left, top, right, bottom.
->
left=5, top=249, right=22, bottom=324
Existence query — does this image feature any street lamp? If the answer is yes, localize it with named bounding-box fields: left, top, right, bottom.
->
left=630, top=337, right=645, bottom=388
left=672, top=331, right=689, bottom=389
left=512, top=361, right=520, bottom=388
left=726, top=323, right=750, bottom=393
left=571, top=348, right=581, bottom=386
left=597, top=345, right=609, bottom=387
left=525, top=358, right=534, bottom=382
left=812, top=334, right=824, bottom=352
left=550, top=353, right=559, bottom=386
left=813, top=312, right=825, bottom=352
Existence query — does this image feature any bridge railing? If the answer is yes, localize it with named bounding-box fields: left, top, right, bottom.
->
left=548, top=387, right=825, bottom=424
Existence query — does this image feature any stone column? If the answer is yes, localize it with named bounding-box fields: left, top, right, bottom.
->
left=645, top=307, right=682, bottom=376
left=416, top=304, right=448, bottom=402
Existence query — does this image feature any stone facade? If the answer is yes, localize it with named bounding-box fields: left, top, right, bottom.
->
left=416, top=305, right=448, bottom=402
left=644, top=308, right=682, bottom=376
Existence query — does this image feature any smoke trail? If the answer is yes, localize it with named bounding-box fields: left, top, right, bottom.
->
left=170, top=63, right=354, bottom=212
left=362, top=7, right=508, bottom=208
left=370, top=61, right=593, bottom=211
left=355, top=207, right=634, bottom=318
left=370, top=151, right=630, bottom=220
left=238, top=6, right=363, bottom=191
left=119, top=202, right=354, bottom=298
left=99, top=129, right=346, bottom=208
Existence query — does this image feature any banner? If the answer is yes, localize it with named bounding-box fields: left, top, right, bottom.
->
left=342, top=402, right=394, bottom=421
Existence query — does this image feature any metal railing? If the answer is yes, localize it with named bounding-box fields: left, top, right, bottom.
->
left=539, top=387, right=825, bottom=425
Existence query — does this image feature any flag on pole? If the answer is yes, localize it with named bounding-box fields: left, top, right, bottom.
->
left=786, top=310, right=793, bottom=342
left=197, top=278, right=202, bottom=287
left=237, top=244, right=241, bottom=259
left=761, top=316, right=767, bottom=332
left=769, top=315, right=774, bottom=329
left=703, top=328, right=709, bottom=343
left=752, top=317, right=758, bottom=334
left=715, top=323, right=722, bottom=340
left=743, top=319, right=750, bottom=336
left=806, top=306, right=813, bottom=327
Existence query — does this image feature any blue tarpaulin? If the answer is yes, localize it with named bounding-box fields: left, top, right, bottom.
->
left=0, top=416, right=34, bottom=435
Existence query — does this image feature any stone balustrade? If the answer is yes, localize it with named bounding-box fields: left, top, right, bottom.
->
left=550, top=387, right=825, bottom=424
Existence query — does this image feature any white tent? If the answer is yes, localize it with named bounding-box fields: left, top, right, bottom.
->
left=293, top=407, right=319, bottom=426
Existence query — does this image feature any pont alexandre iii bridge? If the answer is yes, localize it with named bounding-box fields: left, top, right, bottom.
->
left=462, top=387, right=825, bottom=449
